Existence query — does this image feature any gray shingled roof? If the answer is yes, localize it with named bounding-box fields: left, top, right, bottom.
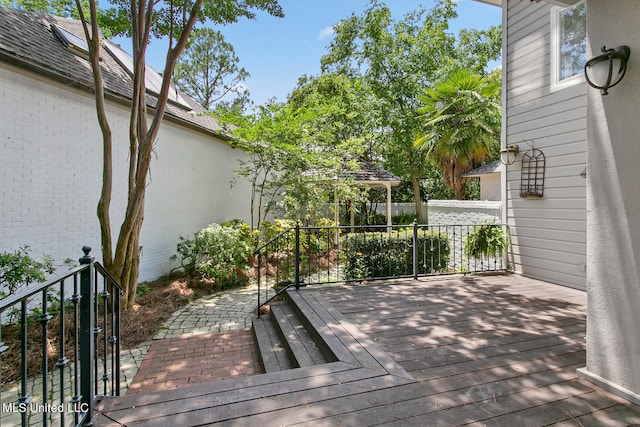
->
left=0, top=7, right=228, bottom=139
left=339, top=157, right=402, bottom=185
left=461, top=160, right=503, bottom=178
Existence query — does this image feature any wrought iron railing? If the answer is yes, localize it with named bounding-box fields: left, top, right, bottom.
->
left=0, top=247, right=122, bottom=427
left=255, top=222, right=510, bottom=315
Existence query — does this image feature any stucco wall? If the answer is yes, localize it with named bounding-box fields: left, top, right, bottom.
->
left=583, top=0, right=640, bottom=403
left=0, top=63, right=252, bottom=282
left=480, top=174, right=501, bottom=201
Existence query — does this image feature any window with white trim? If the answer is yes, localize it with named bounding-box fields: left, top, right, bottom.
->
left=550, top=1, right=586, bottom=92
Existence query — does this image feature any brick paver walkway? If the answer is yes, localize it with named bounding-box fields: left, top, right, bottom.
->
left=127, top=330, right=262, bottom=394
left=125, top=282, right=262, bottom=394
left=0, top=283, right=261, bottom=427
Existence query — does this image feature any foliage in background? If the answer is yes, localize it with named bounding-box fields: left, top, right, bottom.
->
left=320, top=0, right=501, bottom=219
left=171, top=223, right=252, bottom=288
left=0, top=246, right=55, bottom=299
left=464, top=223, right=508, bottom=259
left=342, top=230, right=449, bottom=281
left=214, top=0, right=501, bottom=230
left=0, top=0, right=92, bottom=20
left=173, top=28, right=250, bottom=110
left=416, top=68, right=501, bottom=199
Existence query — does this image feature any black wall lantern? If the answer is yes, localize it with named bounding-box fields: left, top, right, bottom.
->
left=584, top=45, right=631, bottom=95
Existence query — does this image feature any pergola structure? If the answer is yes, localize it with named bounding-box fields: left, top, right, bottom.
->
left=334, top=159, right=402, bottom=227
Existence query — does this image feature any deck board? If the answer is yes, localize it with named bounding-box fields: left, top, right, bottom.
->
left=98, top=274, right=640, bottom=426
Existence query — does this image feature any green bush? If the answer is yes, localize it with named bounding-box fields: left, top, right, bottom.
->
left=171, top=223, right=252, bottom=287
left=342, top=230, right=449, bottom=281
left=259, top=219, right=297, bottom=245
left=221, top=219, right=259, bottom=246
left=392, top=212, right=418, bottom=225
left=303, top=218, right=338, bottom=253
left=0, top=245, right=55, bottom=299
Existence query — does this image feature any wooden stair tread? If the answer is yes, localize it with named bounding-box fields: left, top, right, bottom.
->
left=270, top=302, right=330, bottom=367
left=252, top=314, right=295, bottom=372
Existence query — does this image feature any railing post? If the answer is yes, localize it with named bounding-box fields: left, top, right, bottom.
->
left=79, top=246, right=96, bottom=425
left=413, top=219, right=418, bottom=280
left=294, top=223, right=301, bottom=290
left=256, top=251, right=262, bottom=318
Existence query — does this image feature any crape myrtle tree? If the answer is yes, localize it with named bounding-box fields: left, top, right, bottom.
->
left=219, top=98, right=363, bottom=234
left=74, top=0, right=283, bottom=308
left=319, top=0, right=501, bottom=220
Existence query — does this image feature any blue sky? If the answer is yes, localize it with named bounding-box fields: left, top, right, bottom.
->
left=133, top=1, right=502, bottom=106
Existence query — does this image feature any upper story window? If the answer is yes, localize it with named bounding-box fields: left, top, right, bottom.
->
left=550, top=1, right=586, bottom=92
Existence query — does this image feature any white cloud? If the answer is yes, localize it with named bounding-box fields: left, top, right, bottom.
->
left=317, top=26, right=335, bottom=40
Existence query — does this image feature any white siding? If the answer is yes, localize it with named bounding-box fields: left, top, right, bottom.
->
left=504, top=0, right=587, bottom=290
left=0, top=63, right=252, bottom=281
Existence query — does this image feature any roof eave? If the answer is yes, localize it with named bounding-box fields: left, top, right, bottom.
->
left=0, top=50, right=234, bottom=143
left=472, top=0, right=503, bottom=7
left=357, top=180, right=402, bottom=187
left=475, top=0, right=584, bottom=6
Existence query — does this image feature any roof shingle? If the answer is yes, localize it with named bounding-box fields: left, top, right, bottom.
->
left=0, top=7, right=228, bottom=138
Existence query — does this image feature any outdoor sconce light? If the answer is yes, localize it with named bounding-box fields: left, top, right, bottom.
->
left=500, top=145, right=519, bottom=166
left=584, top=45, right=631, bottom=95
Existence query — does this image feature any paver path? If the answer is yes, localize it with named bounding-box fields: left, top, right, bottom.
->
left=1, top=282, right=261, bottom=427
left=154, top=281, right=259, bottom=339
left=123, top=282, right=262, bottom=394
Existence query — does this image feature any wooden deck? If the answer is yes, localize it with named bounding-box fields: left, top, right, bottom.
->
left=96, top=274, right=640, bottom=426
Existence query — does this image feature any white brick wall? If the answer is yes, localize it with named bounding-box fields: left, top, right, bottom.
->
left=427, top=200, right=502, bottom=225
left=0, top=63, right=252, bottom=281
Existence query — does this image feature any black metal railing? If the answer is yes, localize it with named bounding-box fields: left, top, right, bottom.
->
left=0, top=247, right=122, bottom=427
left=255, top=222, right=510, bottom=315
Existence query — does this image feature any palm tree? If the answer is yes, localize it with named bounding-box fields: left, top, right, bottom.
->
left=415, top=69, right=501, bottom=200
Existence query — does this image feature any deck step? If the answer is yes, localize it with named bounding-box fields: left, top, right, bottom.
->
left=270, top=302, right=331, bottom=367
left=253, top=301, right=331, bottom=373
left=252, top=314, right=295, bottom=372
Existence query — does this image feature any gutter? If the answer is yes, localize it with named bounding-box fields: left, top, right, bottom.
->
left=0, top=49, right=235, bottom=144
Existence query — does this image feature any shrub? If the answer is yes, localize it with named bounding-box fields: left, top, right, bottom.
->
left=392, top=212, right=418, bottom=225
left=221, top=219, right=259, bottom=246
left=171, top=223, right=252, bottom=287
left=342, top=230, right=449, bottom=281
left=304, top=218, right=338, bottom=253
left=0, top=245, right=55, bottom=299
left=259, top=219, right=297, bottom=245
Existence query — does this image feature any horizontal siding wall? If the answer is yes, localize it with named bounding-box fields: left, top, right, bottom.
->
left=0, top=63, right=252, bottom=282
left=505, top=0, right=587, bottom=290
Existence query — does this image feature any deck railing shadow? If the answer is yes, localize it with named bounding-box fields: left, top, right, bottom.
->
left=254, top=222, right=511, bottom=314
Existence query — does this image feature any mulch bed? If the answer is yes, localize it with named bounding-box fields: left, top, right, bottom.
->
left=1, top=274, right=220, bottom=386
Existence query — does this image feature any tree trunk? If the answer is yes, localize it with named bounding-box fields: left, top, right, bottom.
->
left=408, top=152, right=424, bottom=222
left=412, top=176, right=424, bottom=222
left=80, top=0, right=205, bottom=309
left=454, top=176, right=468, bottom=200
